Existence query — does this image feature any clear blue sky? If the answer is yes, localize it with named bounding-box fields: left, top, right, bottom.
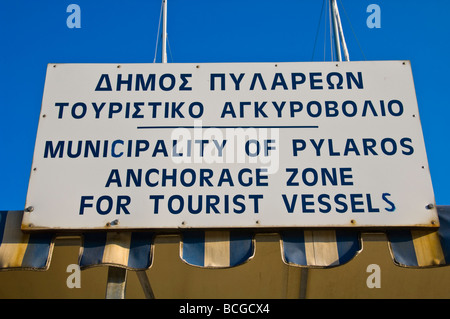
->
left=1, top=0, right=449, bottom=210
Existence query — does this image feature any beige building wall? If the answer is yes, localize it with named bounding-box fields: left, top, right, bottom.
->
left=0, top=232, right=449, bottom=299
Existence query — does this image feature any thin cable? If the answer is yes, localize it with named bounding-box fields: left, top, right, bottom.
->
left=338, top=0, right=366, bottom=60
left=311, top=0, right=326, bottom=61
left=167, top=33, right=174, bottom=62
left=153, top=0, right=164, bottom=63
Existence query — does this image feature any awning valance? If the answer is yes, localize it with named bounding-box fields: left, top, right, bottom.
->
left=1, top=206, right=449, bottom=271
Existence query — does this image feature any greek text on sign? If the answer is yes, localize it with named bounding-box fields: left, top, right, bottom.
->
left=23, top=61, right=438, bottom=230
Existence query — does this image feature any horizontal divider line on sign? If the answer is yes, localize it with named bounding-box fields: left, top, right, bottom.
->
left=136, top=125, right=319, bottom=129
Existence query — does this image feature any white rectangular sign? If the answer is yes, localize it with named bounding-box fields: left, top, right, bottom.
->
left=23, top=61, right=438, bottom=230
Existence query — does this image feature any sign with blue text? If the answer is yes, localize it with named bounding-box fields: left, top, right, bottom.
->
left=23, top=61, right=438, bottom=230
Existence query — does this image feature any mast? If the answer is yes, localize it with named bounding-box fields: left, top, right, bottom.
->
left=330, top=0, right=349, bottom=61
left=330, top=0, right=342, bottom=61
left=162, top=0, right=168, bottom=63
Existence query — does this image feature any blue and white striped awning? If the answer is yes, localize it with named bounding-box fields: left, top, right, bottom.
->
left=387, top=206, right=450, bottom=267
left=1, top=206, right=449, bottom=271
left=0, top=211, right=54, bottom=270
